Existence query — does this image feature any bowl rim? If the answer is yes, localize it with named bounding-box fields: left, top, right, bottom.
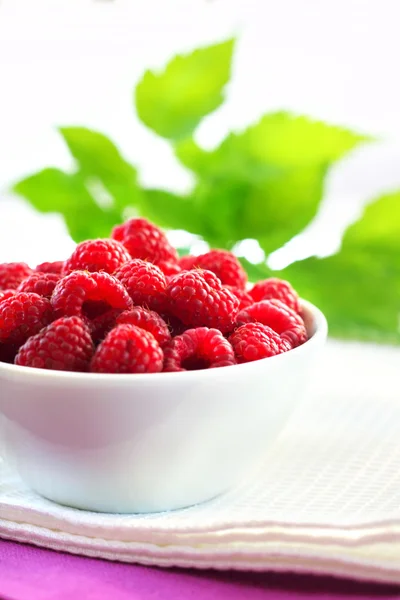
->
left=0, top=299, right=328, bottom=384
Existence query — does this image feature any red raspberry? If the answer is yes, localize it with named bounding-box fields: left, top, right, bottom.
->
left=87, top=308, right=123, bottom=344
left=157, top=260, right=181, bottom=277
left=35, top=261, right=64, bottom=275
left=179, top=255, right=197, bottom=270
left=18, top=272, right=60, bottom=298
left=90, top=324, right=163, bottom=374
left=229, top=323, right=290, bottom=363
left=51, top=271, right=132, bottom=320
left=225, top=286, right=254, bottom=310
left=15, top=316, right=94, bottom=372
left=116, top=307, right=171, bottom=347
left=111, top=217, right=178, bottom=265
left=63, top=239, right=131, bottom=275
left=163, top=327, right=236, bottom=372
left=0, top=292, right=53, bottom=347
left=250, top=278, right=300, bottom=313
left=237, top=299, right=307, bottom=347
left=166, top=270, right=239, bottom=333
left=114, top=259, right=167, bottom=313
left=0, top=262, right=33, bottom=290
left=0, top=290, right=16, bottom=304
left=185, top=250, right=247, bottom=290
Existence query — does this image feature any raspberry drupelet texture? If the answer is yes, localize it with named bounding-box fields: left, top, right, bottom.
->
left=166, top=269, right=239, bottom=334
left=90, top=324, right=163, bottom=374
left=185, top=250, right=247, bottom=290
left=51, top=271, right=132, bottom=320
left=15, top=316, right=94, bottom=371
left=229, top=323, right=290, bottom=363
left=236, top=299, right=307, bottom=347
left=18, top=272, right=60, bottom=298
left=0, top=262, right=33, bottom=290
left=88, top=308, right=123, bottom=344
left=35, top=261, right=64, bottom=275
left=224, top=285, right=254, bottom=310
left=249, top=278, right=300, bottom=313
left=116, top=307, right=171, bottom=347
left=63, top=239, right=131, bottom=275
left=114, top=259, right=168, bottom=313
left=0, top=292, right=53, bottom=348
left=0, top=290, right=16, bottom=304
left=163, top=327, right=236, bottom=372
left=178, top=255, right=197, bottom=270
left=111, top=217, right=178, bottom=265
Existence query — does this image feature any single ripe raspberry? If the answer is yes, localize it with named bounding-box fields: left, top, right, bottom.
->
left=15, top=316, right=94, bottom=372
left=229, top=323, right=290, bottom=363
left=185, top=250, right=248, bottom=290
left=250, top=278, right=300, bottom=313
left=63, top=239, right=131, bottom=275
left=163, top=327, right=236, bottom=372
left=0, top=262, right=33, bottom=290
left=237, top=299, right=307, bottom=347
left=0, top=290, right=16, bottom=304
left=157, top=260, right=181, bottom=277
left=114, top=259, right=167, bottom=313
left=18, top=272, right=60, bottom=298
left=35, top=261, right=64, bottom=275
left=90, top=324, right=163, bottom=374
left=0, top=292, right=53, bottom=347
left=116, top=307, right=171, bottom=347
left=51, top=271, right=132, bottom=320
left=166, top=269, right=239, bottom=334
left=179, top=255, right=197, bottom=270
left=225, top=286, right=254, bottom=310
left=111, top=217, right=178, bottom=265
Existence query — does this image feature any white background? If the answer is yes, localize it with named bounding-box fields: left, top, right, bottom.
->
left=1, top=0, right=400, bottom=265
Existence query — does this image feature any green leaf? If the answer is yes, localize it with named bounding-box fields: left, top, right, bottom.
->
left=176, top=113, right=369, bottom=255
left=238, top=258, right=273, bottom=283
left=135, top=39, right=235, bottom=140
left=140, top=189, right=203, bottom=234
left=59, top=127, right=141, bottom=211
left=13, top=168, right=121, bottom=242
left=281, top=192, right=400, bottom=344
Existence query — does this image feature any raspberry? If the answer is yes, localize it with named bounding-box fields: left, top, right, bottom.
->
left=179, top=255, right=197, bottom=270
left=15, top=316, right=94, bottom=372
left=186, top=250, right=247, bottom=290
left=166, top=269, right=239, bottom=334
left=0, top=292, right=53, bottom=347
left=63, top=239, right=131, bottom=275
left=250, top=278, right=300, bottom=313
left=225, top=286, right=254, bottom=310
left=157, top=260, right=181, bottom=277
left=51, top=271, right=132, bottom=320
left=229, top=323, right=290, bottom=363
left=90, top=324, right=163, bottom=374
left=35, top=261, right=64, bottom=275
left=0, top=290, right=16, bottom=304
left=114, top=259, right=167, bottom=313
left=88, top=308, right=123, bottom=344
left=0, top=262, right=33, bottom=290
left=111, top=217, right=178, bottom=265
left=163, top=327, right=236, bottom=372
left=116, top=307, right=171, bottom=347
left=237, top=299, right=307, bottom=347
left=18, top=272, right=60, bottom=298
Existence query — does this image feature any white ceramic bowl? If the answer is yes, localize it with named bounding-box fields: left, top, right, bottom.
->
left=0, top=300, right=327, bottom=514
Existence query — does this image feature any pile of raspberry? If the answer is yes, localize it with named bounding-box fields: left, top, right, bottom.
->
left=0, top=218, right=308, bottom=374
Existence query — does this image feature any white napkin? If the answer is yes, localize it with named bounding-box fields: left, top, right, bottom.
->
left=1, top=341, right=400, bottom=585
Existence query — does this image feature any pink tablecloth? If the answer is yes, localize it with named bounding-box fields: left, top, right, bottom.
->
left=0, top=540, right=399, bottom=600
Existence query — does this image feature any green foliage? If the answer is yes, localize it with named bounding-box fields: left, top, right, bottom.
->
left=12, top=37, right=399, bottom=344
left=135, top=39, right=235, bottom=140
